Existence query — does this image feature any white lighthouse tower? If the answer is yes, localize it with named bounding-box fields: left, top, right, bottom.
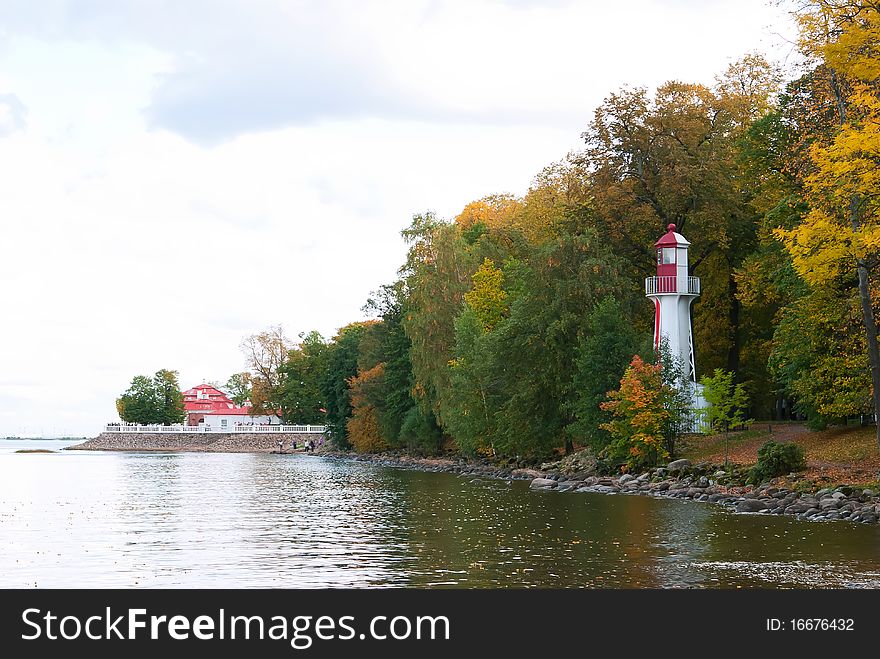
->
left=645, top=223, right=700, bottom=382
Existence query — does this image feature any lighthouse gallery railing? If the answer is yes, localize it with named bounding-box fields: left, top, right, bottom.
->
left=645, top=276, right=700, bottom=295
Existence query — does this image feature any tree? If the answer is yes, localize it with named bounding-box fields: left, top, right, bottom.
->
left=321, top=322, right=373, bottom=448
left=116, top=375, right=159, bottom=424
left=278, top=331, right=328, bottom=424
left=601, top=355, right=672, bottom=472
left=775, top=1, right=880, bottom=446
left=700, top=368, right=751, bottom=466
left=463, top=258, right=508, bottom=332
left=568, top=296, right=641, bottom=451
left=240, top=325, right=290, bottom=419
left=363, top=282, right=440, bottom=452
left=401, top=213, right=478, bottom=428
left=153, top=369, right=185, bottom=425
left=116, top=370, right=184, bottom=425
left=225, top=372, right=252, bottom=406
left=346, top=364, right=388, bottom=453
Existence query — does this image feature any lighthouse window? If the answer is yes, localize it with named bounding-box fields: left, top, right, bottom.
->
left=660, top=247, right=676, bottom=264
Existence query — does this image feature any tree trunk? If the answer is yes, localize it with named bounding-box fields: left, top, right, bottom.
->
left=855, top=257, right=880, bottom=448
left=829, top=69, right=880, bottom=448
left=726, top=274, right=741, bottom=375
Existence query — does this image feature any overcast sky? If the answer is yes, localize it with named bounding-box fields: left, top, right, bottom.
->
left=0, top=0, right=796, bottom=437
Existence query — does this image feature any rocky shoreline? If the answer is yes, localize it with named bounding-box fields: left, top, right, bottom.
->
left=326, top=452, right=880, bottom=526
left=68, top=432, right=326, bottom=453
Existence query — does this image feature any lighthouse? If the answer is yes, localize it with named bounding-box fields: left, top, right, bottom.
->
left=645, top=224, right=700, bottom=382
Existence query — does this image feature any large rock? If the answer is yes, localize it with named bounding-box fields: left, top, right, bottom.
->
left=530, top=478, right=557, bottom=490
left=667, top=459, right=691, bottom=472
left=736, top=498, right=770, bottom=513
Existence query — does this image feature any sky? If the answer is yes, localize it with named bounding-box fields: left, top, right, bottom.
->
left=0, top=0, right=798, bottom=437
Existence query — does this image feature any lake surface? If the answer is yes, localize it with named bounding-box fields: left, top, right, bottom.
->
left=2, top=439, right=880, bottom=588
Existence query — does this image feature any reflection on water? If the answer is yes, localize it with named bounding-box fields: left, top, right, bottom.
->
left=2, top=441, right=880, bottom=588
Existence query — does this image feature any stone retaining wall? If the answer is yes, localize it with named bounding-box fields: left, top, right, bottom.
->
left=68, top=432, right=326, bottom=453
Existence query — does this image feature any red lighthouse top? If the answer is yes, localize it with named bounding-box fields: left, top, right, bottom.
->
left=655, top=224, right=690, bottom=278
left=654, top=223, right=690, bottom=247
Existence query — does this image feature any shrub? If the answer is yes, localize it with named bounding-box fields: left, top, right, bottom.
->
left=748, top=440, right=806, bottom=484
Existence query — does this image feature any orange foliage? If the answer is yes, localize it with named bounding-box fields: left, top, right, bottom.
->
left=601, top=355, right=671, bottom=470
left=346, top=363, right=388, bottom=453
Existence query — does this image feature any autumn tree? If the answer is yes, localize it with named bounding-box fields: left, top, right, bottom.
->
left=600, top=355, right=672, bottom=472
left=463, top=258, right=508, bottom=331
left=775, top=0, right=880, bottom=445
left=321, top=322, right=373, bottom=448
left=346, top=364, right=388, bottom=453
left=240, top=325, right=290, bottom=419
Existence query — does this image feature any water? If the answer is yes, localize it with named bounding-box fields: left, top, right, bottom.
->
left=2, top=440, right=880, bottom=588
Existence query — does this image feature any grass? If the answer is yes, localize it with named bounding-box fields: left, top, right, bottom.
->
left=15, top=449, right=55, bottom=453
left=679, top=423, right=880, bottom=486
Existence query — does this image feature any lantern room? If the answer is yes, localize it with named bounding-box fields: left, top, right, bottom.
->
left=655, top=223, right=689, bottom=276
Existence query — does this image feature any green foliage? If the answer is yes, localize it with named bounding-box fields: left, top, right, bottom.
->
left=568, top=296, right=640, bottom=451
left=398, top=404, right=443, bottom=454
left=650, top=339, right=699, bottom=458
left=321, top=322, right=371, bottom=449
left=748, top=440, right=807, bottom=484
left=278, top=331, right=328, bottom=424
left=700, top=368, right=751, bottom=433
left=116, top=370, right=185, bottom=425
left=225, top=372, right=252, bottom=407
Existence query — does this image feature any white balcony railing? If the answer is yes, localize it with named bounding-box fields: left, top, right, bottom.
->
left=645, top=275, right=700, bottom=295
left=104, top=424, right=327, bottom=434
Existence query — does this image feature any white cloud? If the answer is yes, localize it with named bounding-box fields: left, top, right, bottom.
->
left=0, top=0, right=796, bottom=435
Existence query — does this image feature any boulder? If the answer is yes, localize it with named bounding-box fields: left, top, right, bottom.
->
left=530, top=478, right=557, bottom=490
left=619, top=474, right=635, bottom=484
left=667, top=459, right=691, bottom=472
left=736, top=498, right=770, bottom=513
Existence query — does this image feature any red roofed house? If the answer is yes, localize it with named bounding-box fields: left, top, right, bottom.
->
left=182, top=384, right=280, bottom=430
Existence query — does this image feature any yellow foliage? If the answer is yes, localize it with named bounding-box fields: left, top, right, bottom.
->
left=463, top=258, right=508, bottom=332
left=778, top=3, right=880, bottom=286
left=454, top=195, right=521, bottom=232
